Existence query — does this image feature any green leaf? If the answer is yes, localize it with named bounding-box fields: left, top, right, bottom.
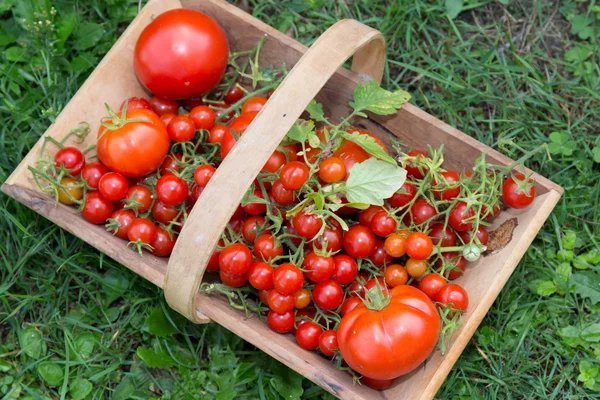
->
left=37, top=362, right=64, bottom=387
left=74, top=332, right=96, bottom=359
left=327, top=202, right=370, bottom=212
left=445, top=0, right=464, bottom=19
left=0, top=0, right=14, bottom=12
left=112, top=377, right=135, bottom=400
left=4, top=46, right=25, bottom=62
left=559, top=325, right=588, bottom=347
left=592, top=147, right=600, bottom=163
left=305, top=100, right=326, bottom=122
left=564, top=45, right=593, bottom=62
left=570, top=14, right=595, bottom=39
left=562, top=230, right=577, bottom=250
left=341, top=130, right=396, bottom=165
left=270, top=368, right=304, bottom=400
left=0, top=361, right=11, bottom=372
left=581, top=324, right=600, bottom=343
left=286, top=119, right=315, bottom=143
left=75, top=22, right=105, bottom=51
left=102, top=270, right=129, bottom=306
left=0, top=24, right=15, bottom=46
left=19, top=326, right=45, bottom=359
left=56, top=13, right=76, bottom=51
left=571, top=272, right=600, bottom=304
left=306, top=192, right=325, bottom=210
left=69, top=378, right=93, bottom=400
left=556, top=263, right=572, bottom=282
left=345, top=158, right=407, bottom=206
left=71, top=52, right=98, bottom=73
left=142, top=308, right=179, bottom=337
left=136, top=347, right=177, bottom=368
left=350, top=81, right=411, bottom=116
left=536, top=280, right=557, bottom=296
left=13, top=0, right=47, bottom=29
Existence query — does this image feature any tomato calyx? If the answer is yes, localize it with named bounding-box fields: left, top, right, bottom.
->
left=358, top=280, right=391, bottom=312
left=128, top=238, right=154, bottom=256
left=200, top=282, right=267, bottom=314
left=436, top=302, right=463, bottom=355
left=100, top=101, right=151, bottom=134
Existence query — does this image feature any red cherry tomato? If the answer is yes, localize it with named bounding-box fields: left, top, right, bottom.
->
left=208, top=124, right=227, bottom=144
left=151, top=202, right=179, bottom=225
left=341, top=297, right=362, bottom=317
left=436, top=252, right=466, bottom=280
left=192, top=164, right=216, bottom=187
left=318, top=330, right=338, bottom=356
left=213, top=103, right=234, bottom=123
left=418, top=273, right=447, bottom=300
left=362, top=377, right=394, bottom=390
left=219, top=243, right=253, bottom=276
left=127, top=218, right=157, bottom=244
left=241, top=96, right=267, bottom=114
left=242, top=189, right=267, bottom=216
left=359, top=205, right=384, bottom=227
left=81, top=162, right=108, bottom=189
left=292, top=212, right=323, bottom=240
left=220, top=270, right=248, bottom=288
left=54, top=147, right=85, bottom=175
left=435, top=283, right=469, bottom=312
left=293, top=288, right=311, bottom=309
left=318, top=157, right=346, bottom=183
left=313, top=219, right=343, bottom=252
left=149, top=96, right=178, bottom=116
left=220, top=111, right=258, bottom=159
left=206, top=239, right=224, bottom=271
left=151, top=227, right=176, bottom=257
left=405, top=232, right=433, bottom=260
left=279, top=161, right=310, bottom=191
left=167, top=115, right=196, bottom=142
left=124, top=185, right=153, bottom=213
left=267, top=310, right=295, bottom=333
left=332, top=255, right=358, bottom=285
left=254, top=233, right=283, bottom=261
left=156, top=174, right=189, bottom=206
left=224, top=85, right=244, bottom=104
left=502, top=173, right=536, bottom=209
left=449, top=201, right=476, bottom=232
left=160, top=112, right=177, bottom=126
left=189, top=105, right=216, bottom=130
left=241, top=216, right=266, bottom=244
left=120, top=96, right=152, bottom=112
left=273, top=264, right=304, bottom=295
left=268, top=289, right=295, bottom=313
left=433, top=170, right=460, bottom=200
left=384, top=233, right=406, bottom=258
left=429, top=223, right=457, bottom=247
left=369, top=240, right=393, bottom=267
left=271, top=179, right=296, bottom=205
left=385, top=264, right=409, bottom=287
left=160, top=154, right=182, bottom=175
left=410, top=199, right=437, bottom=225
left=312, top=280, right=343, bottom=310
left=295, top=322, right=323, bottom=350
left=343, top=225, right=376, bottom=259
left=98, top=172, right=128, bottom=201
left=108, top=209, right=136, bottom=240
left=303, top=252, right=335, bottom=283
left=370, top=211, right=397, bottom=237
left=405, top=149, right=428, bottom=179
left=459, top=225, right=489, bottom=245
left=387, top=181, right=417, bottom=208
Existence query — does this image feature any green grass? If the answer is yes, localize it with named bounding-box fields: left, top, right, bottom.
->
left=1, top=0, right=600, bottom=398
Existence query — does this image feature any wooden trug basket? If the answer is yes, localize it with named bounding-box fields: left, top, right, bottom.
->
left=2, top=0, right=563, bottom=399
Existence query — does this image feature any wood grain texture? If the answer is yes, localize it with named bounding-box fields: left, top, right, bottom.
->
left=164, top=17, right=385, bottom=323
left=1, top=0, right=563, bottom=398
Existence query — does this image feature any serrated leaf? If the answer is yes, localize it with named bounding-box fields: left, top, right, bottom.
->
left=536, top=280, right=556, bottom=296
left=38, top=362, right=64, bottom=387
left=69, top=378, right=93, bottom=400
left=571, top=272, right=600, bottom=304
left=350, top=81, right=411, bottom=116
left=270, top=368, right=304, bottom=400
left=564, top=45, right=593, bottom=62
left=75, top=22, right=105, bottom=50
left=342, top=130, right=396, bottom=164
left=136, top=347, right=177, bottom=368
left=286, top=119, right=315, bottom=143
left=571, top=14, right=595, bottom=39
left=142, top=308, right=179, bottom=337
left=345, top=158, right=406, bottom=206
left=562, top=230, right=577, bottom=250
left=445, top=0, right=464, bottom=19
left=306, top=100, right=326, bottom=122
left=19, top=326, right=45, bottom=359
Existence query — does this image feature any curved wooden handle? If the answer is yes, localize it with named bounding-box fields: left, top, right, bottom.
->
left=164, top=19, right=385, bottom=323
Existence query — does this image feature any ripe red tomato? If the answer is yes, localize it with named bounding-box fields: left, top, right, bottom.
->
left=224, top=85, right=244, bottom=104
left=338, top=285, right=440, bottom=380
left=312, top=280, right=343, bottom=310
left=271, top=179, right=296, bottom=205
left=293, top=310, right=315, bottom=333
left=318, top=330, right=338, bottom=356
left=167, top=115, right=196, bottom=142
left=219, top=243, right=253, bottom=276
left=334, top=128, right=388, bottom=179
left=120, top=96, right=152, bottom=112
left=151, top=227, right=176, bottom=257
left=433, top=170, right=460, bottom=200
left=189, top=105, right=216, bottom=130
left=362, top=377, right=394, bottom=390
left=435, top=283, right=469, bottom=311
left=151, top=201, right=179, bottom=225
left=208, top=124, right=227, bottom=144
left=213, top=103, right=235, bottom=123
left=149, top=96, right=178, bottom=116
left=332, top=255, right=358, bottom=285
left=429, top=223, right=457, bottom=247
left=254, top=233, right=283, bottom=261
left=241, top=216, right=265, bottom=243
left=160, top=113, right=177, bottom=126
left=370, top=211, right=397, bottom=237
left=313, top=220, right=343, bottom=252
left=267, top=310, right=295, bottom=333
left=134, top=9, right=229, bottom=99
left=358, top=205, right=384, bottom=227
left=97, top=109, right=169, bottom=177
left=267, top=289, right=295, bottom=313
left=54, top=147, right=85, bottom=175
left=448, top=201, right=476, bottom=232
left=81, top=162, right=108, bottom=189
left=82, top=192, right=113, bottom=224
left=206, top=239, right=224, bottom=271
left=418, top=273, right=447, bottom=300
left=273, top=264, right=304, bottom=295
left=220, top=270, right=248, bottom=288
left=436, top=252, right=466, bottom=280
left=128, top=218, right=157, bottom=244
left=98, top=172, right=128, bottom=201
left=410, top=199, right=437, bottom=225
left=406, top=258, right=427, bottom=277
left=364, top=277, right=387, bottom=293
left=405, top=149, right=428, bottom=179
left=292, top=211, right=323, bottom=240
left=387, top=181, right=417, bottom=208
left=384, top=233, right=406, bottom=258
left=502, top=173, right=536, bottom=209
left=123, top=185, right=152, bottom=213
left=343, top=225, right=376, bottom=259
left=108, top=209, right=136, bottom=240
left=405, top=232, right=433, bottom=260
left=293, top=288, right=311, bottom=309
left=318, top=157, right=346, bottom=183
left=220, top=111, right=258, bottom=159
left=193, top=165, right=216, bottom=187
left=248, top=261, right=273, bottom=290
left=279, top=161, right=310, bottom=191
left=242, top=189, right=266, bottom=216
left=459, top=225, right=489, bottom=245
left=241, top=96, right=267, bottom=114
left=303, top=252, right=335, bottom=283
left=341, top=297, right=362, bottom=317
left=160, top=154, right=182, bottom=175
left=295, top=322, right=323, bottom=350
left=384, top=264, right=409, bottom=287
left=369, top=240, right=393, bottom=267
left=156, top=174, right=188, bottom=206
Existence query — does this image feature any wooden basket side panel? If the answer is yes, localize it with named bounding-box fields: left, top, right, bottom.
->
left=4, top=0, right=182, bottom=191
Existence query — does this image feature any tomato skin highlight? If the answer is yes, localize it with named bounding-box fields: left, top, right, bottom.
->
left=248, top=261, right=273, bottom=290
left=312, top=280, right=343, bottom=311
left=418, top=273, right=447, bottom=300
left=134, top=9, right=229, bottom=99
left=338, top=285, right=440, bottom=380
left=332, top=255, right=358, bottom=285
left=219, top=243, right=253, bottom=276
left=405, top=232, right=433, bottom=260
left=189, top=105, right=216, bottom=130
left=156, top=174, right=189, bottom=206
left=303, top=252, right=335, bottom=283
left=343, top=225, right=376, bottom=259
left=81, top=162, right=108, bottom=189
left=150, top=96, right=178, bottom=116
left=151, top=227, right=176, bottom=257
left=267, top=310, right=295, bottom=333
left=295, top=322, right=323, bottom=350
left=435, top=283, right=469, bottom=312
left=127, top=218, right=157, bottom=244
left=108, top=209, right=136, bottom=240
left=273, top=264, right=304, bottom=295
left=318, top=330, right=339, bottom=356
left=54, top=147, right=85, bottom=175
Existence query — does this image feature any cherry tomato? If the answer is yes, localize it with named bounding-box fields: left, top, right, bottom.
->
left=268, top=289, right=295, bottom=313
left=362, top=377, right=394, bottom=390
left=151, top=227, right=176, bottom=257
left=97, top=108, right=170, bottom=177
left=435, top=283, right=469, bottom=312
left=127, top=218, right=157, bottom=244
left=120, top=96, right=152, bottom=112
left=436, top=252, right=466, bottom=280
left=384, top=233, right=406, bottom=258
left=149, top=96, right=178, bottom=116
left=303, top=252, right=335, bottom=283
left=433, top=170, right=460, bottom=200
left=370, top=211, right=397, bottom=237
left=248, top=261, right=273, bottom=290
left=220, top=111, right=258, bottom=159
left=295, top=322, right=323, bottom=350
left=242, top=189, right=266, bottom=216
left=54, top=147, right=85, bottom=175
left=98, top=172, right=128, bottom=201
left=294, top=288, right=311, bottom=309
left=125, top=185, right=153, bottom=213
left=81, top=162, right=108, bottom=189
left=319, top=330, right=338, bottom=356
left=405, top=149, right=428, bottom=179
left=193, top=165, right=216, bottom=187
left=318, top=157, right=346, bottom=183
left=459, top=225, right=489, bottom=245
left=258, top=289, right=269, bottom=304
left=418, top=273, right=447, bottom=300
left=405, top=232, right=433, bottom=260
left=160, top=154, right=182, bottom=175
left=482, top=204, right=502, bottom=220
left=220, top=270, right=248, bottom=288
left=267, top=310, right=295, bottom=333
left=313, top=220, right=343, bottom=252
left=280, top=161, right=310, bottom=191
left=448, top=201, right=476, bottom=232
left=359, top=205, right=384, bottom=227
left=334, top=128, right=388, bottom=178
left=156, top=174, right=188, bottom=206
left=219, top=243, right=253, bottom=276
left=107, top=209, right=136, bottom=240
left=293, top=310, right=315, bottom=333
left=261, top=150, right=286, bottom=173
left=151, top=201, right=179, bottom=225
left=254, top=233, right=283, bottom=261
left=332, top=255, right=358, bottom=285
left=341, top=297, right=362, bottom=317
left=208, top=124, right=227, bottom=144
left=160, top=112, right=177, bottom=126
left=312, top=280, right=343, bottom=310
left=213, top=103, right=234, bottom=123
left=387, top=181, right=417, bottom=208
left=364, top=277, right=387, bottom=293
left=369, top=240, right=393, bottom=267
left=271, top=179, right=296, bottom=205
left=167, top=115, right=196, bottom=142
left=410, top=199, right=436, bottom=225
left=406, top=258, right=427, bottom=277
left=241, top=216, right=265, bottom=243
left=429, top=223, right=457, bottom=247
left=273, top=264, right=304, bottom=295
left=343, top=225, right=376, bottom=259
left=224, top=85, right=244, bottom=104
left=241, top=96, right=267, bottom=114
left=182, top=97, right=203, bottom=109
left=348, top=274, right=369, bottom=297
left=189, top=105, right=216, bottom=130
left=57, top=177, right=83, bottom=205
left=385, top=264, right=409, bottom=287
left=292, top=212, right=323, bottom=240
left=206, top=239, right=224, bottom=271
left=502, top=173, right=536, bottom=209
left=134, top=9, right=229, bottom=99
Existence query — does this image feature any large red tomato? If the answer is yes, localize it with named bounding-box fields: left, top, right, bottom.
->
left=97, top=109, right=169, bottom=177
left=334, top=128, right=388, bottom=178
left=220, top=111, right=258, bottom=159
left=134, top=9, right=229, bottom=99
left=337, top=285, right=440, bottom=380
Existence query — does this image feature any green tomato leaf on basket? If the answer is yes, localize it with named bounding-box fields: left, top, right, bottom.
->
left=345, top=158, right=406, bottom=206
left=286, top=119, right=315, bottom=143
left=305, top=99, right=327, bottom=123
left=341, top=130, right=396, bottom=165
left=350, top=81, right=411, bottom=117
